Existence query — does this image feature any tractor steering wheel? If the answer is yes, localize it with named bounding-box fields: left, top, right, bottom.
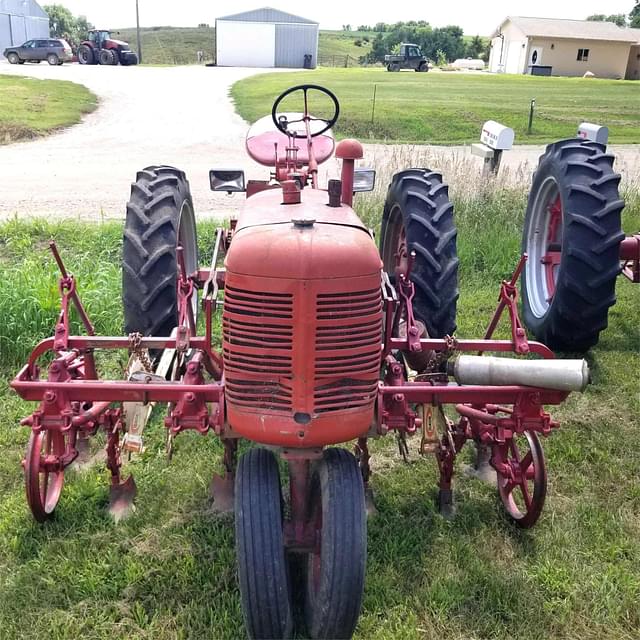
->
left=271, top=84, right=340, bottom=139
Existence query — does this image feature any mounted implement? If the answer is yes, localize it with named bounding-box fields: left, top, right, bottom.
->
left=13, top=85, right=588, bottom=639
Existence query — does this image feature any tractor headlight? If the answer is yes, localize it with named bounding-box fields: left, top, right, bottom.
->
left=353, top=168, right=376, bottom=193
left=209, top=169, right=246, bottom=194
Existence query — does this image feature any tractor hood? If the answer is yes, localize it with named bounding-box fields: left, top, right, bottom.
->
left=107, top=39, right=129, bottom=48
left=225, top=188, right=382, bottom=280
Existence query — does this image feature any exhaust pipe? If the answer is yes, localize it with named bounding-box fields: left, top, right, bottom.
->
left=450, top=355, right=589, bottom=392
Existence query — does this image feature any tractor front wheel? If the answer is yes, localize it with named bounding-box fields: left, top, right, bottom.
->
left=235, top=448, right=293, bottom=640
left=521, top=139, right=625, bottom=351
left=122, top=166, right=198, bottom=340
left=305, top=448, right=366, bottom=640
left=98, top=49, right=117, bottom=65
left=77, top=44, right=94, bottom=65
left=380, top=169, right=459, bottom=339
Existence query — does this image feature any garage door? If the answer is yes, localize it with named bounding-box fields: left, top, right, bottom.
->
left=505, top=40, right=525, bottom=74
left=217, top=21, right=275, bottom=67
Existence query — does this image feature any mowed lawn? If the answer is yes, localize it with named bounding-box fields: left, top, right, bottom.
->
left=232, top=68, right=640, bottom=144
left=0, top=184, right=638, bottom=638
left=0, top=75, right=97, bottom=144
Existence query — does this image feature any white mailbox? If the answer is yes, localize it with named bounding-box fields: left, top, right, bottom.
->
left=577, top=122, right=609, bottom=145
left=480, top=120, right=515, bottom=151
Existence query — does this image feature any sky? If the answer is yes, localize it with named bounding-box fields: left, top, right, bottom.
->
left=51, top=0, right=636, bottom=35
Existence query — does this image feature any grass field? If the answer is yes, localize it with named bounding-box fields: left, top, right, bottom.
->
left=232, top=68, right=640, bottom=144
left=0, top=75, right=97, bottom=144
left=113, top=27, right=372, bottom=66
left=0, top=176, right=638, bottom=638
left=117, top=27, right=215, bottom=65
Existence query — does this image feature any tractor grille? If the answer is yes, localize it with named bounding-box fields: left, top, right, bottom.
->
left=223, top=285, right=293, bottom=411
left=314, top=289, right=382, bottom=414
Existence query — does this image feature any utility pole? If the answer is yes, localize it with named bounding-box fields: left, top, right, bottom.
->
left=135, top=0, right=142, bottom=64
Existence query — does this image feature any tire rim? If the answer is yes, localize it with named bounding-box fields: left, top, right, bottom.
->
left=382, top=204, right=408, bottom=278
left=497, top=431, right=547, bottom=528
left=178, top=199, right=198, bottom=321
left=524, top=176, right=563, bottom=318
left=25, top=430, right=65, bottom=520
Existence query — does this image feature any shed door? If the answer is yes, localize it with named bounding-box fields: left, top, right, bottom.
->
left=10, top=14, right=27, bottom=45
left=216, top=21, right=275, bottom=67
left=506, top=40, right=525, bottom=74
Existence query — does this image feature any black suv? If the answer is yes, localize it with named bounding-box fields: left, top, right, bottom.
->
left=4, top=39, right=73, bottom=66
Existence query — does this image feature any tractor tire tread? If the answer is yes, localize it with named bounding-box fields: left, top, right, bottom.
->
left=236, top=448, right=293, bottom=640
left=122, top=165, right=195, bottom=337
left=381, top=169, right=459, bottom=337
left=521, top=139, right=624, bottom=352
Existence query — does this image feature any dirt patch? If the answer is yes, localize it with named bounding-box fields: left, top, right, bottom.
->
left=0, top=122, right=39, bottom=145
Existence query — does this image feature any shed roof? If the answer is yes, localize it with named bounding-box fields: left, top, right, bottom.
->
left=625, top=27, right=640, bottom=44
left=0, top=0, right=48, bottom=18
left=493, top=16, right=637, bottom=43
left=217, top=6, right=318, bottom=25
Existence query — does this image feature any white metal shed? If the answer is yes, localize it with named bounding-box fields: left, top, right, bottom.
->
left=0, top=0, right=49, bottom=52
left=216, top=7, right=318, bottom=69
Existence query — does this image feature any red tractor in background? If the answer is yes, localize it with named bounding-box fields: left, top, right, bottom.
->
left=77, top=29, right=139, bottom=66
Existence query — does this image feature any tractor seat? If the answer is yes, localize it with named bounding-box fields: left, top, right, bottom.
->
left=245, top=114, right=335, bottom=167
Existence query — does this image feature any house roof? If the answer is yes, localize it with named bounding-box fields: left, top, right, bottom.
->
left=625, top=28, right=640, bottom=44
left=217, top=6, right=318, bottom=25
left=493, top=16, right=638, bottom=43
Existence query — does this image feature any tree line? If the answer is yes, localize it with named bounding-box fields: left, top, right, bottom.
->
left=350, top=23, right=488, bottom=64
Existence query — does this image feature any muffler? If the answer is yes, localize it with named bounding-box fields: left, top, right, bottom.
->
left=450, top=355, right=589, bottom=392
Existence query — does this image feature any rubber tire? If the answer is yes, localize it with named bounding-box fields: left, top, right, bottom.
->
left=7, top=53, right=19, bottom=64
left=521, top=139, right=625, bottom=352
left=305, top=448, right=366, bottom=640
left=380, top=169, right=459, bottom=338
left=122, top=166, right=198, bottom=338
left=47, top=54, right=59, bottom=66
left=235, top=448, right=293, bottom=640
left=77, top=45, right=94, bottom=65
left=99, top=49, right=115, bottom=65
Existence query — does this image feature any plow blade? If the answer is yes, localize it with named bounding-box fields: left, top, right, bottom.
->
left=108, top=475, right=137, bottom=522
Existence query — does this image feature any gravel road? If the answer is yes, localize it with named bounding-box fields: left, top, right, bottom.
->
left=1, top=62, right=638, bottom=221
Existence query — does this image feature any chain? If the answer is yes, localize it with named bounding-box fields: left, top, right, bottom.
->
left=126, top=332, right=153, bottom=376
left=422, top=334, right=458, bottom=374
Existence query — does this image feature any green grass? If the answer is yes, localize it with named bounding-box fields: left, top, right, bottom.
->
left=112, top=27, right=372, bottom=66
left=0, top=186, right=638, bottom=639
left=116, top=26, right=215, bottom=65
left=318, top=30, right=372, bottom=64
left=0, top=75, right=97, bottom=144
left=232, top=68, right=640, bottom=144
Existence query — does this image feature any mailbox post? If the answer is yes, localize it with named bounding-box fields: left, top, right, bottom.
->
left=471, top=120, right=515, bottom=177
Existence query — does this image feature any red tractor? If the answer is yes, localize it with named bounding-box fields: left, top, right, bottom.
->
left=77, top=29, right=139, bottom=66
left=12, top=85, right=590, bottom=639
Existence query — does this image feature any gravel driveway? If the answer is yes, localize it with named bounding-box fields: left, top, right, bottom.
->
left=0, top=62, right=285, bottom=220
left=1, top=62, right=638, bottom=220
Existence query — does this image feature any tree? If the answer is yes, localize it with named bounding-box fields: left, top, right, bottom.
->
left=342, top=24, right=352, bottom=31
left=631, top=1, right=640, bottom=27
left=586, top=13, right=627, bottom=26
left=466, top=35, right=485, bottom=59
left=44, top=4, right=93, bottom=46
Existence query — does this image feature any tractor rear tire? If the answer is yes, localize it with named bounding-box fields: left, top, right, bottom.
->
left=122, top=166, right=198, bottom=338
left=305, top=448, right=366, bottom=640
left=521, top=139, right=625, bottom=352
left=77, top=45, right=94, bottom=65
left=380, top=169, right=459, bottom=338
left=235, top=448, right=293, bottom=640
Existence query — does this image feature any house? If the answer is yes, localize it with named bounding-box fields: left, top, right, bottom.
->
left=0, top=0, right=49, bottom=53
left=489, top=16, right=639, bottom=79
left=216, top=7, right=319, bottom=68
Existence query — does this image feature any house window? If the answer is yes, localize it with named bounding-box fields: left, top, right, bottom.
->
left=577, top=48, right=590, bottom=61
